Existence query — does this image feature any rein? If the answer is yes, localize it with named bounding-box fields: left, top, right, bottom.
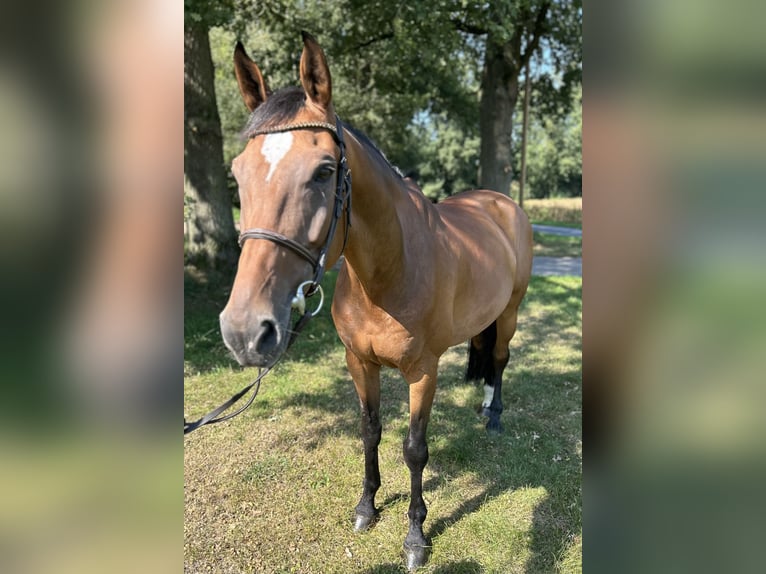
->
left=184, top=115, right=351, bottom=435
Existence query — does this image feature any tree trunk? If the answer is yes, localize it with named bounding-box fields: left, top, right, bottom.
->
left=478, top=34, right=521, bottom=196
left=184, top=19, right=237, bottom=268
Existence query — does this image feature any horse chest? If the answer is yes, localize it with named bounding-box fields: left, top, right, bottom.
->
left=334, top=305, right=424, bottom=370
left=371, top=330, right=422, bottom=370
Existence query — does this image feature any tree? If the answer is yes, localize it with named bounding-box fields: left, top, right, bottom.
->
left=184, top=5, right=238, bottom=268
left=524, top=85, right=582, bottom=198
left=408, top=112, right=481, bottom=200
left=452, top=0, right=581, bottom=195
left=207, top=0, right=580, bottom=214
left=210, top=3, right=479, bottom=200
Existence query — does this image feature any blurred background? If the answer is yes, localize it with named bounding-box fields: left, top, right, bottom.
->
left=585, top=0, right=766, bottom=572
left=0, top=0, right=180, bottom=572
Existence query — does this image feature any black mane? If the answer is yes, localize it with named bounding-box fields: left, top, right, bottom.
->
left=241, top=86, right=306, bottom=138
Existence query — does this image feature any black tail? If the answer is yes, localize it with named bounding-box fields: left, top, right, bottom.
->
left=466, top=321, right=497, bottom=384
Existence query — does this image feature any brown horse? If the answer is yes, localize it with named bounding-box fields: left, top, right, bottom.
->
left=219, top=33, right=533, bottom=571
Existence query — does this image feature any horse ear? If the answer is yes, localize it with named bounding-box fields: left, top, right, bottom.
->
left=233, top=41, right=270, bottom=112
left=299, top=31, right=332, bottom=110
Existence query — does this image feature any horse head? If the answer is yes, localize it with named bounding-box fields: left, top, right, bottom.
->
left=219, top=33, right=347, bottom=368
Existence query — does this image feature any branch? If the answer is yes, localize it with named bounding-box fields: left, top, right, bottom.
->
left=521, top=1, right=551, bottom=66
left=355, top=32, right=395, bottom=50
left=450, top=17, right=487, bottom=36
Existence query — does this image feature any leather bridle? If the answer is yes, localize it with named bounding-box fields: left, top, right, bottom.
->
left=184, top=115, right=352, bottom=435
left=240, top=115, right=351, bottom=298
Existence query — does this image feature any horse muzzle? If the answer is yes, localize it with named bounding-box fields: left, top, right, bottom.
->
left=219, top=311, right=287, bottom=368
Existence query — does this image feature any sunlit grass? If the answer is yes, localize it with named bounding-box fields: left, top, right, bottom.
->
left=184, top=271, right=581, bottom=573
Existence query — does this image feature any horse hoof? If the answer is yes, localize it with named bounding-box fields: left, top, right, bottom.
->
left=404, top=544, right=429, bottom=571
left=481, top=406, right=492, bottom=418
left=353, top=513, right=376, bottom=532
left=486, top=418, right=504, bottom=434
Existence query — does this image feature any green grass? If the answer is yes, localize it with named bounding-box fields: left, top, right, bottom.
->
left=533, top=232, right=582, bottom=258
left=185, top=269, right=581, bottom=573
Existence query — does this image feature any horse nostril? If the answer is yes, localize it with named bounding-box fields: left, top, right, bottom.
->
left=254, top=319, right=279, bottom=354
left=220, top=314, right=241, bottom=351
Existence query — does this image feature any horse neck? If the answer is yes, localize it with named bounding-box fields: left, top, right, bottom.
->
left=341, top=131, right=410, bottom=290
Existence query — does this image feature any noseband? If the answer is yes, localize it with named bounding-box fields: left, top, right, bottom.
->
left=184, top=116, right=352, bottom=435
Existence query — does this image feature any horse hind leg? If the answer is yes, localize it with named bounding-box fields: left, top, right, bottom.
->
left=467, top=311, right=518, bottom=433
left=487, top=309, right=519, bottom=432
left=467, top=321, right=498, bottom=415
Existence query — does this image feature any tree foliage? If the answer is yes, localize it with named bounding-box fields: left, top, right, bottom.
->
left=522, top=85, right=582, bottom=198
left=203, top=0, right=581, bottom=204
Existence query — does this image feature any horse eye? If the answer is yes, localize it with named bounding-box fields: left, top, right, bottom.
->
left=314, top=165, right=335, bottom=183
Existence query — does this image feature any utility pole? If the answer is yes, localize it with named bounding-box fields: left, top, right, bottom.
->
left=519, top=56, right=532, bottom=209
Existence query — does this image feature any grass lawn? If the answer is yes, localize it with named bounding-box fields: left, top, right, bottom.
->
left=533, top=232, right=582, bottom=258
left=184, top=268, right=582, bottom=574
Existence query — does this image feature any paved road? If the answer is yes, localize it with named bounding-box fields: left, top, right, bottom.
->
left=532, top=256, right=582, bottom=277
left=531, top=224, right=582, bottom=276
left=532, top=224, right=582, bottom=237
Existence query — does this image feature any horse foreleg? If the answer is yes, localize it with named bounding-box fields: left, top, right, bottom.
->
left=346, top=349, right=382, bottom=532
left=402, top=362, right=437, bottom=571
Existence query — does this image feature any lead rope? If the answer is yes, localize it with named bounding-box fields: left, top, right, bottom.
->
left=183, top=367, right=270, bottom=434
left=183, top=283, right=321, bottom=436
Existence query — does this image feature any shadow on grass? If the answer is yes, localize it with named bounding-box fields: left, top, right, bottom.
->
left=533, top=231, right=583, bottom=258
left=269, top=275, right=582, bottom=573
left=185, top=267, right=581, bottom=572
left=424, top=353, right=581, bottom=574
left=361, top=559, right=483, bottom=574
left=184, top=265, right=344, bottom=375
